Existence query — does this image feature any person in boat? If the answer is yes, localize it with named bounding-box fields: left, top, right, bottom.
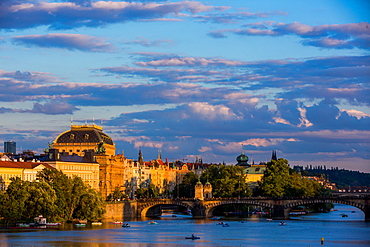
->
left=192, top=234, right=194, bottom=238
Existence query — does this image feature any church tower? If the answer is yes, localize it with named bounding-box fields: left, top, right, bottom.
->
left=271, top=150, right=277, bottom=161
left=203, top=182, right=213, bottom=199
left=138, top=149, right=144, bottom=166
left=194, top=180, right=204, bottom=200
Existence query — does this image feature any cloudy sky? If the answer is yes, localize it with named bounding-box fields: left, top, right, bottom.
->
left=1, top=0, right=369, bottom=172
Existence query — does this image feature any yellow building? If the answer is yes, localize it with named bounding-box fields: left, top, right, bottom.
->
left=235, top=151, right=266, bottom=186
left=44, top=149, right=100, bottom=191
left=52, top=123, right=116, bottom=157
left=244, top=164, right=266, bottom=184
left=96, top=153, right=133, bottom=199
left=0, top=161, right=55, bottom=189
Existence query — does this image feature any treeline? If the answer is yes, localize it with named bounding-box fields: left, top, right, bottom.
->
left=256, top=159, right=328, bottom=197
left=174, top=158, right=328, bottom=198
left=0, top=169, right=105, bottom=225
left=300, top=166, right=370, bottom=188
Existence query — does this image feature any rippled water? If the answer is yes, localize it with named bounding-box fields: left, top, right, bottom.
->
left=1, top=204, right=369, bottom=247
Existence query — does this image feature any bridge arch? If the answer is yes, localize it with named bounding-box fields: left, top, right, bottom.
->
left=285, top=198, right=364, bottom=210
left=203, top=199, right=274, bottom=218
left=279, top=197, right=369, bottom=221
left=138, top=200, right=195, bottom=218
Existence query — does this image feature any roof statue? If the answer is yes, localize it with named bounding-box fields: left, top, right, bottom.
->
left=96, top=141, right=106, bottom=154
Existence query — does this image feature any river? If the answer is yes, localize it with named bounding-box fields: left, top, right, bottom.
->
left=1, top=204, right=369, bottom=247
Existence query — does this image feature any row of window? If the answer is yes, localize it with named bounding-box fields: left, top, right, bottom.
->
left=0, top=174, right=21, bottom=180
left=59, top=165, right=98, bottom=171
left=69, top=134, right=90, bottom=140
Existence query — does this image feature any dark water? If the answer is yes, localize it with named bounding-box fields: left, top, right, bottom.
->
left=1, top=204, right=369, bottom=247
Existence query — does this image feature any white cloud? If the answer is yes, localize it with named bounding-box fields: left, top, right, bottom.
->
left=342, top=109, right=370, bottom=119
left=188, top=102, right=238, bottom=120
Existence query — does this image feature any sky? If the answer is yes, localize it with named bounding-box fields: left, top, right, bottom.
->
left=1, top=0, right=369, bottom=172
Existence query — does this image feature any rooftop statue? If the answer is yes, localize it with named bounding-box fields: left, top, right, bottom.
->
left=96, top=141, right=106, bottom=154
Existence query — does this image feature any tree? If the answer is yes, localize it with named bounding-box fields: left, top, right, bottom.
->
left=200, top=165, right=251, bottom=198
left=37, top=168, right=105, bottom=221
left=37, top=169, right=75, bottom=220
left=258, top=158, right=324, bottom=197
left=107, top=187, right=125, bottom=201
left=73, top=188, right=106, bottom=221
left=23, top=180, right=57, bottom=220
left=258, top=159, right=291, bottom=197
left=136, top=183, right=160, bottom=199
left=174, top=172, right=198, bottom=198
left=0, top=177, right=57, bottom=224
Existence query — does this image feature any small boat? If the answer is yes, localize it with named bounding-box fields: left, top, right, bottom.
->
left=46, top=222, right=62, bottom=226
left=122, top=223, right=130, bottom=227
left=75, top=219, right=88, bottom=224
left=216, top=221, right=224, bottom=225
left=172, top=214, right=177, bottom=217
left=341, top=214, right=348, bottom=217
left=148, top=221, right=158, bottom=225
left=279, top=222, right=286, bottom=226
left=75, top=223, right=86, bottom=227
left=112, top=221, right=123, bottom=224
left=91, top=222, right=102, bottom=225
left=266, top=218, right=273, bottom=221
left=16, top=223, right=30, bottom=227
left=185, top=235, right=200, bottom=240
left=211, top=217, right=221, bottom=220
left=222, top=223, right=230, bottom=227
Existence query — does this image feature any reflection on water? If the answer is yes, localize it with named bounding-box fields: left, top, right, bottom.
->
left=0, top=204, right=369, bottom=247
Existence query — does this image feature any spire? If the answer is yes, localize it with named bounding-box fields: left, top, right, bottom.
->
left=271, top=150, right=277, bottom=161
left=157, top=149, right=162, bottom=160
left=138, top=148, right=144, bottom=166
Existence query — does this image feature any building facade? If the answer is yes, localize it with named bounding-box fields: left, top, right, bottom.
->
left=4, top=141, right=16, bottom=155
left=235, top=151, right=267, bottom=187
left=44, top=149, right=100, bottom=191
left=0, top=161, right=55, bottom=190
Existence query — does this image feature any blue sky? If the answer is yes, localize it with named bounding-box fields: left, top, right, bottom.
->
left=1, top=0, right=369, bottom=172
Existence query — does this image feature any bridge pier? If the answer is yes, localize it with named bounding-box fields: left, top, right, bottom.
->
left=146, top=205, right=162, bottom=217
left=272, top=205, right=290, bottom=220
left=364, top=207, right=370, bottom=222
left=191, top=203, right=206, bottom=218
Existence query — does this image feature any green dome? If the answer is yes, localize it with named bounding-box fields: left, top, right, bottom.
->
left=236, top=152, right=249, bottom=166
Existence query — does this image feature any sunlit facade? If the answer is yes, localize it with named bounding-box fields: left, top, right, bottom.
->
left=0, top=161, right=55, bottom=190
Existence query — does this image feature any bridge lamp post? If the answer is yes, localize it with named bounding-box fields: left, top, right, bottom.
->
left=237, top=170, right=243, bottom=199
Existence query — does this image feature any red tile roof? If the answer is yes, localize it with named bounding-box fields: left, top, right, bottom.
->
left=0, top=161, right=55, bottom=169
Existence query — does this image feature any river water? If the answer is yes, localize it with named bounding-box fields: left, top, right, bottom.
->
left=1, top=204, right=369, bottom=247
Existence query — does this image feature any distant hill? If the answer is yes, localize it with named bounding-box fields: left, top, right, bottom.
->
left=294, top=166, right=370, bottom=189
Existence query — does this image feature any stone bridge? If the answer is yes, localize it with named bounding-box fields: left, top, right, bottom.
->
left=104, top=195, right=370, bottom=221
